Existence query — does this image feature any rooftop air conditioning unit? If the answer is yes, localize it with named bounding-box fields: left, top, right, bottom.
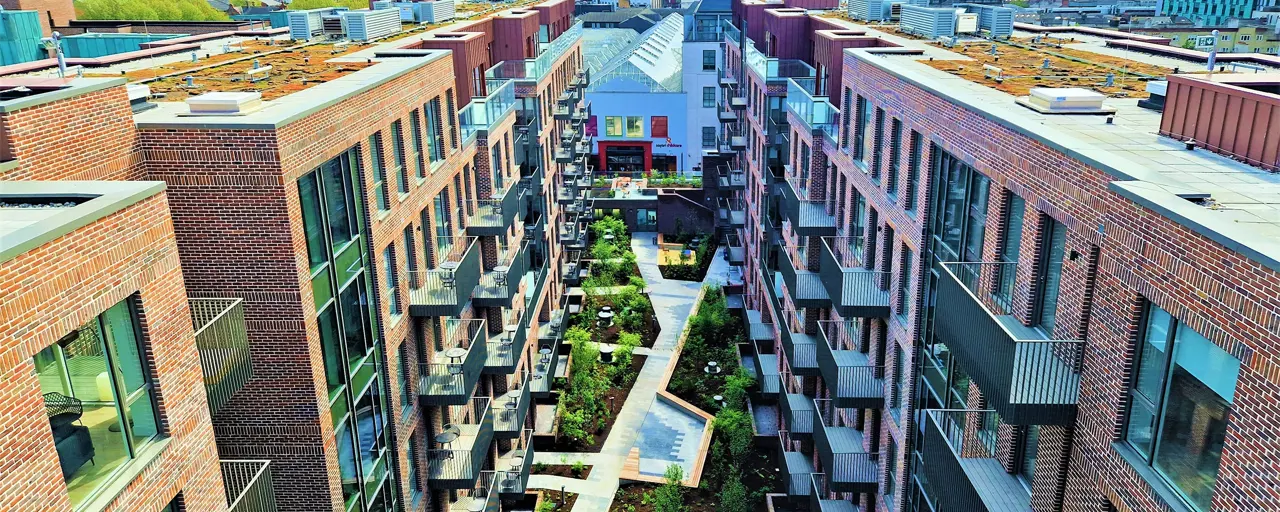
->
left=344, top=8, right=401, bottom=42
left=956, top=12, right=979, bottom=33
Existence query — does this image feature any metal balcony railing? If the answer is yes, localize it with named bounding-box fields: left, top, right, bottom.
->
left=920, top=409, right=1031, bottom=512
left=817, top=320, right=884, bottom=409
left=530, top=312, right=563, bottom=398
left=408, top=236, right=481, bottom=317
left=428, top=397, right=494, bottom=489
left=494, top=370, right=532, bottom=437
left=777, top=243, right=830, bottom=308
left=769, top=273, right=820, bottom=376
left=724, top=233, right=745, bottom=265
left=777, top=430, right=814, bottom=497
left=716, top=164, right=746, bottom=190
left=780, top=391, right=815, bottom=437
left=717, top=100, right=739, bottom=123
left=562, top=249, right=585, bottom=285
left=475, top=241, right=529, bottom=308
left=808, top=473, right=852, bottom=512
left=222, top=460, right=276, bottom=512
left=814, top=398, right=878, bottom=493
left=467, top=184, right=527, bottom=236
left=781, top=178, right=836, bottom=235
left=450, top=470, right=499, bottom=512
left=937, top=261, right=1085, bottom=425
left=190, top=298, right=252, bottom=417
left=483, top=308, right=528, bottom=375
left=718, top=197, right=746, bottom=228
left=418, top=319, right=487, bottom=405
left=820, top=237, right=892, bottom=317
left=497, top=428, right=535, bottom=498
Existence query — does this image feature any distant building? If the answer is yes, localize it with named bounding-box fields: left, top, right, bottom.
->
left=1135, top=21, right=1280, bottom=53
left=1157, top=0, right=1259, bottom=26
left=0, top=0, right=74, bottom=36
left=578, top=7, right=685, bottom=31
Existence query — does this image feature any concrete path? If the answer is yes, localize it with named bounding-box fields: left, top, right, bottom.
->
left=527, top=234, right=727, bottom=511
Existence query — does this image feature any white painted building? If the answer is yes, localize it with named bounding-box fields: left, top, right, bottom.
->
left=681, top=0, right=732, bottom=176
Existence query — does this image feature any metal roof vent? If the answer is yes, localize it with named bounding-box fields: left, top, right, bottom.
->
left=184, top=91, right=264, bottom=116
left=1016, top=87, right=1116, bottom=115
left=126, top=84, right=156, bottom=113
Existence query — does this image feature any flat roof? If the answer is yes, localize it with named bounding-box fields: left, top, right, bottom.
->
left=0, top=181, right=166, bottom=264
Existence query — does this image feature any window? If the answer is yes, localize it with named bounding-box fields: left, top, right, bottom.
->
left=35, top=297, right=161, bottom=509
left=887, top=117, right=902, bottom=198
left=853, top=95, right=870, bottom=164
left=625, top=116, right=644, bottom=137
left=453, top=174, right=467, bottom=229
left=491, top=144, right=505, bottom=192
left=871, top=108, right=884, bottom=181
left=885, top=436, right=899, bottom=510
left=383, top=245, right=400, bottom=317
left=369, top=133, right=388, bottom=210
left=445, top=90, right=458, bottom=150
left=905, top=130, right=922, bottom=213
left=702, top=49, right=716, bottom=70
left=702, top=126, right=716, bottom=147
left=1018, top=425, right=1041, bottom=491
left=931, top=146, right=990, bottom=264
left=410, top=110, right=425, bottom=178
left=851, top=191, right=866, bottom=258
left=1034, top=218, right=1065, bottom=335
left=997, top=194, right=1026, bottom=306
left=391, top=120, right=408, bottom=195
left=429, top=98, right=446, bottom=162
left=651, top=116, right=668, bottom=138
left=433, top=191, right=453, bottom=258
left=397, top=344, right=412, bottom=414
left=703, top=86, right=716, bottom=108
left=898, top=244, right=913, bottom=322
left=605, top=116, right=624, bottom=137
left=890, top=342, right=907, bottom=423
left=407, top=436, right=422, bottom=503
left=1125, top=304, right=1239, bottom=512
left=841, top=87, right=852, bottom=149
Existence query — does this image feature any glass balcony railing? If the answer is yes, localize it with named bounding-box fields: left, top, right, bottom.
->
left=723, top=19, right=741, bottom=45
left=485, top=22, right=583, bottom=83
left=190, top=298, right=252, bottom=417
left=418, top=319, right=487, bottom=405
left=786, top=78, right=840, bottom=144
left=460, top=79, right=517, bottom=145
left=222, top=460, right=276, bottom=512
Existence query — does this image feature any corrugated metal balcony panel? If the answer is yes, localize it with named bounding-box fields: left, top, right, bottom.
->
left=191, top=298, right=252, bottom=417
left=936, top=262, right=1083, bottom=425
left=819, top=237, right=891, bottom=317
left=728, top=245, right=745, bottom=265
left=730, top=96, right=748, bottom=111
left=718, top=108, right=739, bottom=123
left=920, top=409, right=1031, bottom=512
left=781, top=179, right=837, bottom=236
left=756, top=351, right=782, bottom=398
left=781, top=393, right=816, bottom=436
left=494, top=372, right=532, bottom=437
left=474, top=242, right=529, bottom=308
left=778, top=430, right=814, bottom=497
left=483, top=309, right=528, bottom=375
left=222, top=460, right=276, bottom=512
left=808, top=474, right=862, bottom=512
left=814, top=401, right=878, bottom=493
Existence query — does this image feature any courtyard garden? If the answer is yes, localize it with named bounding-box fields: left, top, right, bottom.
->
left=656, top=231, right=717, bottom=282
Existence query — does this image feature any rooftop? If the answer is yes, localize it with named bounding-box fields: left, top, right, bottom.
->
left=0, top=180, right=166, bottom=264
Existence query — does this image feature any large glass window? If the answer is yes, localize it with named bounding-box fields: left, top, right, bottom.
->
left=871, top=108, right=884, bottom=180
left=369, top=133, right=388, bottom=210
left=885, top=436, right=899, bottom=510
left=703, top=86, right=716, bottom=108
left=391, top=120, right=408, bottom=195
left=702, top=49, right=716, bottom=70
left=410, top=110, right=425, bottom=178
left=851, top=191, right=866, bottom=258
left=34, top=297, right=161, bottom=509
left=1125, top=304, right=1239, bottom=512
left=1018, top=425, right=1040, bottom=491
left=891, top=342, right=907, bottom=423
left=905, top=130, right=921, bottom=213
left=931, top=146, right=990, bottom=265
left=397, top=344, right=412, bottom=413
left=407, top=436, right=422, bottom=503
left=433, top=191, right=453, bottom=258
left=605, top=116, right=624, bottom=137
left=1034, top=219, right=1066, bottom=335
left=382, top=246, right=400, bottom=317
left=625, top=116, right=644, bottom=138
left=998, top=195, right=1027, bottom=307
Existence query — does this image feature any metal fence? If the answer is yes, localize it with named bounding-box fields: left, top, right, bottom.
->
left=221, top=459, right=276, bottom=512
left=191, top=298, right=252, bottom=417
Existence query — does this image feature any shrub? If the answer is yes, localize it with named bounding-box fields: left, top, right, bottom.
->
left=655, top=464, right=685, bottom=512
left=572, top=460, right=587, bottom=477
left=718, top=476, right=750, bottom=512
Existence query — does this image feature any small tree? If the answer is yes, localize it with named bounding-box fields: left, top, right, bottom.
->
left=655, top=464, right=685, bottom=512
left=718, top=475, right=750, bottom=512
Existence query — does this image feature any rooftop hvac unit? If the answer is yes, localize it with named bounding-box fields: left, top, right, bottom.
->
left=417, top=0, right=457, bottom=24
left=957, top=13, right=978, bottom=33
left=956, top=3, right=1014, bottom=37
left=288, top=8, right=340, bottom=40
left=900, top=5, right=958, bottom=38
left=850, top=0, right=882, bottom=21
left=344, top=9, right=401, bottom=42
left=322, top=14, right=345, bottom=38
left=889, top=3, right=903, bottom=21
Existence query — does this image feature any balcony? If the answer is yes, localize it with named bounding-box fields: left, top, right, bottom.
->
left=920, top=409, right=1031, bottom=512
left=724, top=233, right=745, bottom=265
left=460, top=79, right=517, bottom=146
left=496, top=428, right=535, bottom=499
left=786, top=78, right=840, bottom=144
left=524, top=210, right=544, bottom=240
left=771, top=277, right=820, bottom=376
left=781, top=178, right=836, bottom=236
left=563, top=156, right=589, bottom=180
left=553, top=103, right=571, bottom=121
left=778, top=243, right=831, bottom=308
left=554, top=145, right=573, bottom=162
left=753, top=344, right=781, bottom=399
left=778, top=430, right=815, bottom=497
left=559, top=220, right=588, bottom=250
left=817, top=321, right=884, bottom=409
left=718, top=197, right=746, bottom=228
left=781, top=392, right=815, bottom=437
left=556, top=182, right=586, bottom=204
left=729, top=94, right=747, bottom=111
left=718, top=103, right=739, bottom=123
left=573, top=139, right=592, bottom=159
left=222, top=460, right=277, bottom=512
left=718, top=67, right=739, bottom=89
left=531, top=316, right=563, bottom=398
left=428, top=397, right=495, bottom=489
left=820, top=237, right=892, bottom=318
left=475, top=241, right=529, bottom=308
left=483, top=308, right=529, bottom=375
left=562, top=249, right=586, bottom=286
left=486, top=22, right=583, bottom=84
left=190, top=298, right=252, bottom=417
left=717, top=164, right=746, bottom=190
left=418, top=319, right=488, bottom=406
left=809, top=473, right=860, bottom=512
left=409, top=236, right=482, bottom=318
left=814, top=399, right=878, bottom=493
left=467, top=184, right=528, bottom=237
left=494, top=370, right=532, bottom=438
left=450, top=471, right=500, bottom=512
left=565, top=197, right=594, bottom=220
left=936, top=262, right=1084, bottom=425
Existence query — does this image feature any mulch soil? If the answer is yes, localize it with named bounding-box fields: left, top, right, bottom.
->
left=531, top=464, right=593, bottom=480
left=546, top=354, right=648, bottom=453
left=611, top=435, right=781, bottom=511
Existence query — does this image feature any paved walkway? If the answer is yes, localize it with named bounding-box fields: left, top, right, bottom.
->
left=527, top=234, right=730, bottom=511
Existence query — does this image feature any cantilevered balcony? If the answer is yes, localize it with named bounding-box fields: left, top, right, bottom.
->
left=190, top=298, right=252, bottom=417
left=419, top=319, right=488, bottom=406
left=781, top=178, right=837, bottom=236
left=554, top=145, right=573, bottom=163
left=570, top=68, right=589, bottom=90
left=717, top=164, right=746, bottom=190
left=562, top=249, right=586, bottom=286
left=778, top=243, right=831, bottom=308
left=496, top=429, right=535, bottom=499
left=724, top=233, right=745, bottom=265
left=780, top=391, right=815, bottom=437
left=573, top=138, right=592, bottom=159
left=936, top=262, right=1084, bottom=425
left=565, top=197, right=594, bottom=221
left=494, top=370, right=532, bottom=438
left=450, top=471, right=500, bottom=512
left=718, top=107, right=739, bottom=124
left=475, top=240, right=529, bottom=308
left=771, top=276, right=820, bottom=376
left=820, top=237, right=892, bottom=318
left=920, top=409, right=1031, bottom=512
left=563, top=156, right=589, bottom=180
left=524, top=210, right=543, bottom=241
left=467, top=184, right=528, bottom=237
left=753, top=343, right=781, bottom=399
left=428, top=397, right=495, bottom=489
left=531, top=315, right=563, bottom=399
left=561, top=127, right=582, bottom=148
left=571, top=102, right=591, bottom=125
left=718, top=197, right=746, bottom=228
left=556, top=181, right=587, bottom=204
left=483, top=308, right=528, bottom=375
left=729, top=94, right=747, bottom=111
left=559, top=219, right=588, bottom=250
left=817, top=320, right=884, bottom=409
left=409, top=236, right=482, bottom=318
left=809, top=473, right=860, bottom=512
left=778, top=430, right=815, bottom=497
left=221, top=460, right=277, bottom=512
left=786, top=78, right=840, bottom=145
left=814, top=399, right=878, bottom=493
left=718, top=67, right=739, bottom=89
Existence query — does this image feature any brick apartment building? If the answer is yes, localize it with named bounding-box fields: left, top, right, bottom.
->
left=0, top=1, right=591, bottom=511
left=716, top=3, right=1280, bottom=512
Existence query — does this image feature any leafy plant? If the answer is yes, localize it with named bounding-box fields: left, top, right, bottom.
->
left=655, top=464, right=685, bottom=512
left=76, top=0, right=231, bottom=20
left=537, top=500, right=557, bottom=512
left=571, top=460, right=587, bottom=477
left=533, top=462, right=549, bottom=473
left=718, top=476, right=750, bottom=512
